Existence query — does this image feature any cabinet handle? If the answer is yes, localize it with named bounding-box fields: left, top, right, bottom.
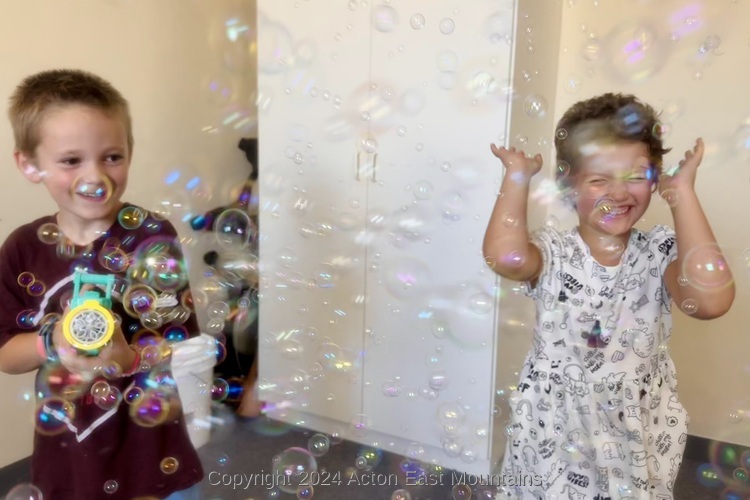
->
left=355, top=152, right=361, bottom=181
left=371, top=153, right=378, bottom=183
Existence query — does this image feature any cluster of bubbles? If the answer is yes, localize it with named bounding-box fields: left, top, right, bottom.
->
left=695, top=444, right=750, bottom=498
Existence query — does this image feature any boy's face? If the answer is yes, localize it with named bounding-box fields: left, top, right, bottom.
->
left=15, top=104, right=130, bottom=227
left=571, top=141, right=654, bottom=238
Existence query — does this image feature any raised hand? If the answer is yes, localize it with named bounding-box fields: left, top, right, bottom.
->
left=659, top=138, right=704, bottom=197
left=490, top=144, right=543, bottom=181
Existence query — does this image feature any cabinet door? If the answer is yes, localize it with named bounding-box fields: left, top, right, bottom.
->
left=361, top=0, right=515, bottom=473
left=257, top=0, right=372, bottom=426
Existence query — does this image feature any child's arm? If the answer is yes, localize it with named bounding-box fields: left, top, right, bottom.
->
left=661, top=138, right=735, bottom=319
left=483, top=144, right=544, bottom=283
left=0, top=332, right=45, bottom=374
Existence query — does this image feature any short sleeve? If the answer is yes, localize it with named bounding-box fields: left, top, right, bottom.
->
left=0, top=229, right=30, bottom=347
left=648, top=224, right=678, bottom=306
left=520, top=226, right=559, bottom=299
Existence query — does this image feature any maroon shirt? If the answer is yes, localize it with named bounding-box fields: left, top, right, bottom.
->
left=0, top=204, right=204, bottom=499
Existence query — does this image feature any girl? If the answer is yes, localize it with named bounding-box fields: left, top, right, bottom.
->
left=483, top=93, right=734, bottom=499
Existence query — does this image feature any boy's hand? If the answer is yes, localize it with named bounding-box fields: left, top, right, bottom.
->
left=659, top=137, right=704, bottom=198
left=53, top=321, right=136, bottom=380
left=52, top=284, right=136, bottom=379
left=490, top=144, right=543, bottom=181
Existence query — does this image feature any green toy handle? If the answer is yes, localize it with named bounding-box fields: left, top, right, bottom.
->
left=71, top=270, right=115, bottom=309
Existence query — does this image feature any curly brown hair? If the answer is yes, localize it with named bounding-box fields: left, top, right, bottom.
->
left=554, top=93, right=670, bottom=201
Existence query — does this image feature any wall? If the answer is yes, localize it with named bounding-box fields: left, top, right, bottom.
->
left=0, top=0, right=256, bottom=466
left=491, top=0, right=564, bottom=467
left=547, top=0, right=750, bottom=445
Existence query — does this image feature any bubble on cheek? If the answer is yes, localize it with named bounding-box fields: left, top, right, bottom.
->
left=71, top=175, right=114, bottom=202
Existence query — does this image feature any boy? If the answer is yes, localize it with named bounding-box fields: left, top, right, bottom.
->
left=0, top=69, right=204, bottom=499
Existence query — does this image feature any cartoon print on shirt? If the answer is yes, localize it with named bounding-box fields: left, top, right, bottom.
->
left=500, top=226, right=687, bottom=499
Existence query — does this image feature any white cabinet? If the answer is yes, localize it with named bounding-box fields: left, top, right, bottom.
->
left=258, top=0, right=516, bottom=476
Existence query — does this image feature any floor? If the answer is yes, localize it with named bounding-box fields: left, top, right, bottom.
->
left=195, top=404, right=740, bottom=500
left=0, top=404, right=739, bottom=499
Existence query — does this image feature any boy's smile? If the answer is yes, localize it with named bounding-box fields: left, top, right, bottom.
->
left=16, top=104, right=130, bottom=244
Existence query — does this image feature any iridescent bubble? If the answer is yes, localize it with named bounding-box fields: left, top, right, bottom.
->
left=211, top=378, right=230, bottom=402
left=118, top=206, right=147, bottom=230
left=99, top=247, right=130, bottom=273
left=410, top=14, right=425, bottom=30
left=160, top=456, right=179, bottom=474
left=207, top=301, right=231, bottom=319
left=17, top=271, right=35, bottom=287
left=307, top=433, right=331, bottom=457
left=439, top=18, right=456, bottom=35
left=391, top=488, right=412, bottom=500
left=660, top=188, right=679, bottom=208
left=103, top=480, right=118, bottom=495
left=523, top=93, right=548, bottom=118
left=131, top=237, right=188, bottom=292
left=214, top=208, right=256, bottom=249
left=429, top=371, right=449, bottom=391
left=382, top=381, right=401, bottom=397
left=681, top=243, right=733, bottom=291
left=129, top=389, right=171, bottom=427
left=469, top=292, right=494, bottom=314
left=383, top=257, right=432, bottom=299
left=122, top=284, right=158, bottom=317
left=373, top=5, right=398, bottom=33
left=556, top=128, right=568, bottom=140
left=296, top=485, right=314, bottom=499
left=582, top=37, right=604, bottom=61
left=71, top=175, right=113, bottom=203
left=356, top=447, right=383, bottom=471
left=37, top=223, right=62, bottom=245
left=438, top=401, right=467, bottom=427
left=696, top=463, right=723, bottom=488
left=256, top=19, right=295, bottom=74
left=563, top=74, right=583, bottom=94
left=272, top=447, right=318, bottom=494
left=603, top=22, right=667, bottom=83
left=452, top=483, right=472, bottom=499
left=124, top=386, right=144, bottom=405
left=27, top=280, right=46, bottom=297
left=680, top=299, right=699, bottom=315
left=16, top=309, right=36, bottom=329
left=349, top=414, right=370, bottom=437
left=5, top=483, right=43, bottom=500
left=202, top=74, right=235, bottom=107
left=35, top=397, right=75, bottom=436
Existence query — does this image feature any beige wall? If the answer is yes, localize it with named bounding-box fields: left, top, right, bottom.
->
left=547, top=1, right=749, bottom=444
left=0, top=0, right=256, bottom=466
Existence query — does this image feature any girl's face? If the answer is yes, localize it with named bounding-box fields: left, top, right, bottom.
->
left=571, top=141, right=654, bottom=239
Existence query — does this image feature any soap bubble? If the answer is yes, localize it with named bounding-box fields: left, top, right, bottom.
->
left=410, top=14, right=426, bottom=30
left=214, top=208, right=257, bottom=249
left=373, top=5, right=398, bottom=32
left=382, top=257, right=432, bottom=299
left=272, top=447, right=318, bottom=494
left=523, top=93, right=548, bottom=118
left=5, top=483, right=43, bottom=500
left=307, top=433, right=331, bottom=457
left=681, top=243, right=732, bottom=291
left=603, top=22, right=668, bottom=83
left=37, top=223, right=62, bottom=245
left=439, top=18, right=456, bottom=35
